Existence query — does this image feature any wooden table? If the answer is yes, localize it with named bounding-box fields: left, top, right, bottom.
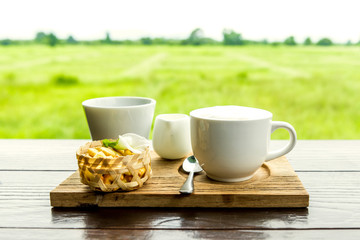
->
left=1, top=140, right=360, bottom=239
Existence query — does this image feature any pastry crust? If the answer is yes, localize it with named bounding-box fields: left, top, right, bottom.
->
left=77, top=140, right=152, bottom=192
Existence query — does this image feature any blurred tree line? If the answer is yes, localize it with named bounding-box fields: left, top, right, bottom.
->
left=1, top=29, right=359, bottom=47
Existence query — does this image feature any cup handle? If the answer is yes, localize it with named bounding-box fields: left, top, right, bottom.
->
left=265, top=121, right=297, bottom=162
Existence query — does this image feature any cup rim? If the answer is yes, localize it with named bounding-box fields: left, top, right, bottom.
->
left=190, top=105, right=273, bottom=121
left=82, top=96, right=156, bottom=109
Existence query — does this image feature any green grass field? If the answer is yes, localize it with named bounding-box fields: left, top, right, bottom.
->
left=0, top=45, right=359, bottom=139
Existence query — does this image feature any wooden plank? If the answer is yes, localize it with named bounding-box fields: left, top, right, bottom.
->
left=1, top=140, right=359, bottom=171
left=0, top=172, right=360, bottom=230
left=1, top=198, right=360, bottom=229
left=285, top=140, right=360, bottom=171
left=1, top=139, right=360, bottom=237
left=2, top=171, right=359, bottom=210
left=1, top=229, right=359, bottom=240
left=49, top=153, right=308, bottom=208
left=0, top=139, right=85, bottom=171
left=0, top=171, right=67, bottom=201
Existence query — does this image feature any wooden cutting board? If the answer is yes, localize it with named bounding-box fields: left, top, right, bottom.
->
left=50, top=152, right=309, bottom=208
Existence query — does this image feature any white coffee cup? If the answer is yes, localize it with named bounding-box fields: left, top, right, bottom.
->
left=190, top=105, right=297, bottom=182
left=82, top=96, right=156, bottom=140
left=152, top=114, right=192, bottom=159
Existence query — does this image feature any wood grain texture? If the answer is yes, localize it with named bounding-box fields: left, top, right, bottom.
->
left=1, top=140, right=359, bottom=171
left=1, top=171, right=360, bottom=230
left=1, top=139, right=360, bottom=239
left=50, top=152, right=308, bottom=208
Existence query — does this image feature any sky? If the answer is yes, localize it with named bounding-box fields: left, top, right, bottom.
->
left=1, top=0, right=360, bottom=43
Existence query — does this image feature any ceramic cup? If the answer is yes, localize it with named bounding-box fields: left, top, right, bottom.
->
left=190, top=105, right=297, bottom=182
left=152, top=114, right=192, bottom=159
left=82, top=96, right=156, bottom=140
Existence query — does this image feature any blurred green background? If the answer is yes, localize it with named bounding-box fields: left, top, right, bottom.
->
left=1, top=44, right=359, bottom=139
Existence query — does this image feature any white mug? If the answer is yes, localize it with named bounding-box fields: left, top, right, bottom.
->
left=190, top=106, right=297, bottom=182
left=82, top=96, right=156, bottom=140
left=152, top=114, right=192, bottom=159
